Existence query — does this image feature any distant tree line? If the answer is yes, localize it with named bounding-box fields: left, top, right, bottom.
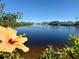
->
left=48, top=21, right=79, bottom=26
left=16, top=22, right=33, bottom=26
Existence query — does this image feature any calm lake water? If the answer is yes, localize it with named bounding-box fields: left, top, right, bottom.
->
left=14, top=25, right=79, bottom=47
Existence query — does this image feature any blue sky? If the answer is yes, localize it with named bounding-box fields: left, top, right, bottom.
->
left=1, top=0, right=79, bottom=22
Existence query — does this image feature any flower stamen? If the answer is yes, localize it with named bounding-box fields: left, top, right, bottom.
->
left=8, top=39, right=15, bottom=44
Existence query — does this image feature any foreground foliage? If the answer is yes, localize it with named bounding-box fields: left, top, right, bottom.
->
left=40, top=35, right=79, bottom=59
left=0, top=50, right=21, bottom=59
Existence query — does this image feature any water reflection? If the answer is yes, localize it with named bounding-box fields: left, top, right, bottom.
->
left=14, top=26, right=79, bottom=47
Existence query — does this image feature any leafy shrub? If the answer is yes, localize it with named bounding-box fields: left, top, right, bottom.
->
left=0, top=50, right=21, bottom=59
left=40, top=35, right=79, bottom=59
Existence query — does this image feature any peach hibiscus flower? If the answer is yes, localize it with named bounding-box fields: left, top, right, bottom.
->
left=0, top=26, right=29, bottom=53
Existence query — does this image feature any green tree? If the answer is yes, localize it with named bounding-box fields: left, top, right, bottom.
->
left=0, top=0, right=23, bottom=27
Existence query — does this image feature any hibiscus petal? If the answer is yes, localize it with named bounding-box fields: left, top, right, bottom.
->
left=16, top=44, right=29, bottom=52
left=0, top=26, right=6, bottom=30
left=0, top=26, right=9, bottom=42
left=3, top=44, right=16, bottom=53
left=0, top=43, right=5, bottom=52
left=16, top=37, right=28, bottom=43
left=6, top=27, right=17, bottom=40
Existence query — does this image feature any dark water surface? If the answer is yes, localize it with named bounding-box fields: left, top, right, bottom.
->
left=14, top=26, right=79, bottom=47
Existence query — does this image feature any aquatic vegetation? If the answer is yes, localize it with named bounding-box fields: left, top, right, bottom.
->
left=0, top=26, right=29, bottom=59
left=40, top=35, right=79, bottom=59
